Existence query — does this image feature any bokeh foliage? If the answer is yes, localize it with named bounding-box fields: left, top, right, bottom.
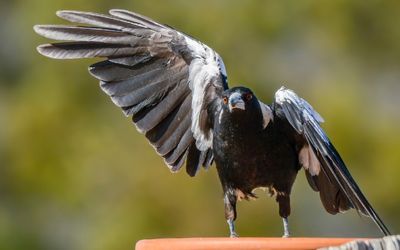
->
left=1, top=0, right=400, bottom=249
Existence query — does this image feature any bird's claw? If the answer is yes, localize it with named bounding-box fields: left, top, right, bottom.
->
left=230, top=232, right=239, bottom=238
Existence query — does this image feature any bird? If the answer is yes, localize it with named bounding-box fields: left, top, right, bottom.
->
left=34, top=9, right=391, bottom=237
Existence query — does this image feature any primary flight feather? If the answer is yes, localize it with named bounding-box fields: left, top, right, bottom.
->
left=34, top=9, right=391, bottom=237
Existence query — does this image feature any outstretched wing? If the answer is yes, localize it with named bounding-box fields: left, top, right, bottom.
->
left=34, top=9, right=229, bottom=176
left=273, top=87, right=390, bottom=236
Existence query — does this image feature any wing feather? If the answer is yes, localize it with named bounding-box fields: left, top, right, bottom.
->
left=274, top=87, right=390, bottom=236
left=37, top=42, right=143, bottom=59
left=146, top=95, right=191, bottom=147
left=157, top=113, right=191, bottom=156
left=35, top=9, right=228, bottom=175
left=165, top=129, right=194, bottom=165
left=34, top=25, right=141, bottom=44
left=109, top=9, right=167, bottom=30
left=56, top=10, right=153, bottom=32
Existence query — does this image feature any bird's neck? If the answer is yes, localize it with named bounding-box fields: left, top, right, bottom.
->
left=223, top=108, right=264, bottom=133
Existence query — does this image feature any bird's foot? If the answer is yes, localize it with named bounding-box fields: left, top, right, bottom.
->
left=227, top=219, right=238, bottom=238
left=230, top=232, right=239, bottom=238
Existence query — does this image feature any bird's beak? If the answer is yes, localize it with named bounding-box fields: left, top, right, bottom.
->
left=229, top=92, right=245, bottom=112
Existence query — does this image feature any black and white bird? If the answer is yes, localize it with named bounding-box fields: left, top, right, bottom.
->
left=34, top=9, right=391, bottom=237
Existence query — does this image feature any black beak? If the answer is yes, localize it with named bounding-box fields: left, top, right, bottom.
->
left=229, top=92, right=245, bottom=111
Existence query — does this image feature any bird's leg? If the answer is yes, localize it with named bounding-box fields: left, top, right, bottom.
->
left=227, top=218, right=237, bottom=238
left=224, top=191, right=238, bottom=237
left=282, top=217, right=290, bottom=238
left=276, top=193, right=291, bottom=238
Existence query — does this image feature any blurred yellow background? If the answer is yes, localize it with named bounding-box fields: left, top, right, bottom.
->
left=1, top=0, right=400, bottom=249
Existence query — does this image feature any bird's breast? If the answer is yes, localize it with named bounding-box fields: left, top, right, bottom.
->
left=212, top=117, right=300, bottom=193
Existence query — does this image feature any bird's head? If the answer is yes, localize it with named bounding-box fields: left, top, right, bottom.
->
left=221, top=87, right=258, bottom=113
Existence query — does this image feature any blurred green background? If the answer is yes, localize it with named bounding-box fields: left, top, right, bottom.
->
left=1, top=0, right=400, bottom=249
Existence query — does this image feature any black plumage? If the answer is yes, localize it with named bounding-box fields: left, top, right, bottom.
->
left=34, top=9, right=391, bottom=237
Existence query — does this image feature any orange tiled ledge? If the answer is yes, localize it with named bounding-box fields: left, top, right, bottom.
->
left=135, top=237, right=366, bottom=250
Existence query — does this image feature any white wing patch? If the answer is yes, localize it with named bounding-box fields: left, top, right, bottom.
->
left=276, top=86, right=324, bottom=176
left=258, top=101, right=273, bottom=129
left=275, top=86, right=324, bottom=123
left=185, top=36, right=221, bottom=151
left=299, top=145, right=321, bottom=176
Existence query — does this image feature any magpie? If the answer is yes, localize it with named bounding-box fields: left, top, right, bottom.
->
left=34, top=9, right=391, bottom=237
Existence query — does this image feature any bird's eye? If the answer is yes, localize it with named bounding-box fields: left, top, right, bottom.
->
left=245, top=93, right=252, bottom=101
left=223, top=96, right=228, bottom=104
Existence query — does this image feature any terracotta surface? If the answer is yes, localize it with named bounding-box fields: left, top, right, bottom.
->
left=135, top=237, right=366, bottom=250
